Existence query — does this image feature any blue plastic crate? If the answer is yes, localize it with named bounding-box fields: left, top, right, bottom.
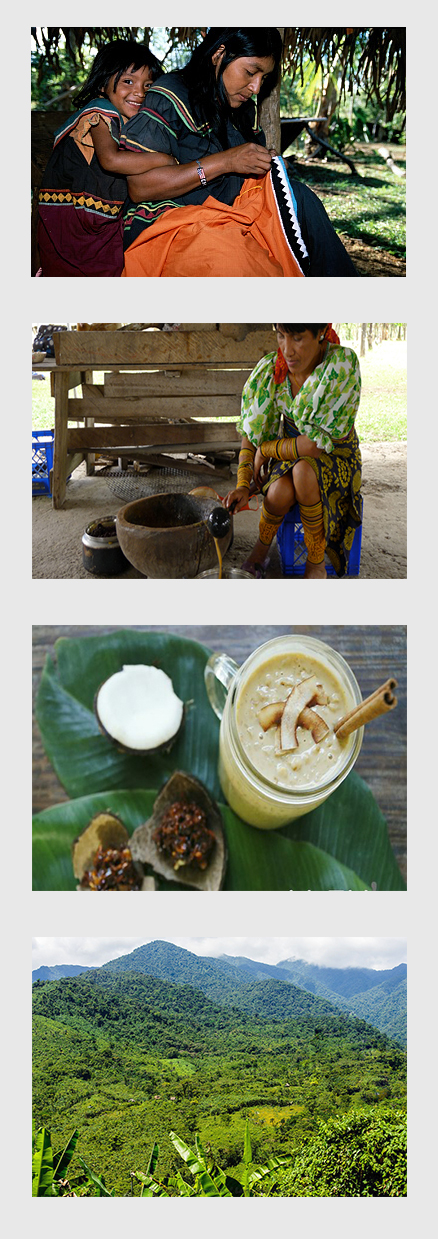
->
left=32, top=430, right=54, bottom=495
left=277, top=503, right=362, bottom=578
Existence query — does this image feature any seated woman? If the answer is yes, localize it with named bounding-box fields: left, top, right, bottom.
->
left=225, top=325, right=362, bottom=577
left=114, top=28, right=357, bottom=277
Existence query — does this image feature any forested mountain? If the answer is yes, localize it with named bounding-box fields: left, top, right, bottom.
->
left=33, top=959, right=406, bottom=1196
left=216, top=954, right=407, bottom=1044
left=32, top=942, right=407, bottom=1044
left=273, top=959, right=406, bottom=1044
left=94, top=940, right=406, bottom=1045
left=32, top=963, right=92, bottom=982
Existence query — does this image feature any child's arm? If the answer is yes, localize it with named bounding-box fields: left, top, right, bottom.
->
left=91, top=116, right=177, bottom=174
left=127, top=143, right=272, bottom=204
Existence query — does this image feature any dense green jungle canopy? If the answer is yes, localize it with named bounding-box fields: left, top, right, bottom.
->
left=33, top=955, right=407, bottom=1196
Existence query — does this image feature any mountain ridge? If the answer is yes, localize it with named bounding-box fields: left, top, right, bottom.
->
left=32, top=942, right=406, bottom=1043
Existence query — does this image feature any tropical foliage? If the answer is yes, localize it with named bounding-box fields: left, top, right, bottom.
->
left=273, top=1108, right=407, bottom=1196
left=32, top=950, right=407, bottom=1196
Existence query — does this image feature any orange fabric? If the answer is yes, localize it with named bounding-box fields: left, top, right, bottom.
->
left=71, top=112, right=113, bottom=166
left=122, top=175, right=305, bottom=278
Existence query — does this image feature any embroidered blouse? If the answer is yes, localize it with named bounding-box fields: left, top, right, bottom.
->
left=121, top=71, right=265, bottom=242
left=237, top=345, right=361, bottom=453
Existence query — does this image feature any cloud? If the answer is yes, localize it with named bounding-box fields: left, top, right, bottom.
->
left=32, top=936, right=407, bottom=971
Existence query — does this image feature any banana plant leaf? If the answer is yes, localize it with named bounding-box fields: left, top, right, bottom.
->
left=34, top=631, right=405, bottom=891
left=34, top=786, right=393, bottom=892
left=32, top=1127, right=55, bottom=1197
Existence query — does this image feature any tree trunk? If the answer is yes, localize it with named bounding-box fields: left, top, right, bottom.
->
left=306, top=72, right=338, bottom=157
left=360, top=324, right=367, bottom=357
left=259, top=27, right=284, bottom=151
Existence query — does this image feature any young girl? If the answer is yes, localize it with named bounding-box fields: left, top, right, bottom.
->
left=37, top=40, right=164, bottom=277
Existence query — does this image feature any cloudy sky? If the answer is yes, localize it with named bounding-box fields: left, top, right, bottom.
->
left=32, top=936, right=407, bottom=971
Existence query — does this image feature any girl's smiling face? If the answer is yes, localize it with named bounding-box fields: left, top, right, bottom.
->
left=213, top=50, right=275, bottom=108
left=276, top=326, right=327, bottom=378
left=105, top=65, right=154, bottom=119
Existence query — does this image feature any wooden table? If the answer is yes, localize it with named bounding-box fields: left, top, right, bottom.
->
left=33, top=624, right=407, bottom=883
left=40, top=327, right=275, bottom=509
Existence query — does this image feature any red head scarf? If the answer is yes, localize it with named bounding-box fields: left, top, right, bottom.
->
left=274, top=324, right=340, bottom=384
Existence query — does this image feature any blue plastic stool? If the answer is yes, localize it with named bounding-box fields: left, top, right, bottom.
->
left=277, top=502, right=363, bottom=578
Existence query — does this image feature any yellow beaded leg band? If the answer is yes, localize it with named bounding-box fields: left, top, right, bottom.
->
left=259, top=501, right=284, bottom=547
left=237, top=446, right=255, bottom=489
left=237, top=466, right=252, bottom=488
left=299, top=501, right=326, bottom=564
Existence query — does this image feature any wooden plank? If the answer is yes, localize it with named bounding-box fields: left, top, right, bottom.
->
left=65, top=452, right=85, bottom=475
left=105, top=448, right=240, bottom=463
left=50, top=369, right=82, bottom=397
left=83, top=368, right=96, bottom=475
left=52, top=371, right=73, bottom=509
left=75, top=442, right=237, bottom=460
left=54, top=328, right=275, bottom=367
left=68, top=395, right=241, bottom=420
left=128, top=454, right=232, bottom=480
left=104, top=369, right=251, bottom=396
left=67, top=424, right=240, bottom=451
left=69, top=385, right=105, bottom=413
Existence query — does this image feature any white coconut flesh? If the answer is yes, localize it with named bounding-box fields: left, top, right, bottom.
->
left=96, top=664, right=184, bottom=750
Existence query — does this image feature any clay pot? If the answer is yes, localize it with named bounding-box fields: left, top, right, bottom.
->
left=115, top=491, right=232, bottom=578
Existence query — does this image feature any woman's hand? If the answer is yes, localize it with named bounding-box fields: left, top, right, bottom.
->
left=225, top=143, right=274, bottom=177
left=224, top=486, right=249, bottom=513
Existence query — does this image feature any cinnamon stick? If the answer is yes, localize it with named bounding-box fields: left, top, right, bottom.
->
left=334, top=679, right=398, bottom=740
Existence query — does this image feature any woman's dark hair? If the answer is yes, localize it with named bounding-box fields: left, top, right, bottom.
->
left=276, top=324, right=329, bottom=336
left=181, top=28, right=283, bottom=145
left=75, top=40, right=163, bottom=108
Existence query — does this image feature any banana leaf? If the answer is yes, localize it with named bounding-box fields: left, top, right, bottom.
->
left=35, top=630, right=222, bottom=800
left=53, top=1130, right=79, bottom=1180
left=32, top=1127, right=55, bottom=1197
left=34, top=786, right=389, bottom=891
left=34, top=631, right=405, bottom=891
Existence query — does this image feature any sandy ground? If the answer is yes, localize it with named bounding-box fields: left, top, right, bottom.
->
left=32, top=441, right=406, bottom=580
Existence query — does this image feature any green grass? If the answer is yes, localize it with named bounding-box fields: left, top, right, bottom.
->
left=356, top=341, right=407, bottom=441
left=290, top=146, right=406, bottom=258
left=32, top=343, right=407, bottom=442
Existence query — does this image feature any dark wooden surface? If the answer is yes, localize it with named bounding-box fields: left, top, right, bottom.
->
left=33, top=625, right=407, bottom=882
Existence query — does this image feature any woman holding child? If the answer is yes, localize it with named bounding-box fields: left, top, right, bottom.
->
left=81, top=27, right=357, bottom=277
left=38, top=28, right=356, bottom=277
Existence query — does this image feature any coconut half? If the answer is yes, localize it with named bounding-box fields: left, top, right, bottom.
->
left=130, top=771, right=227, bottom=891
left=95, top=664, right=184, bottom=754
left=71, top=811, right=154, bottom=890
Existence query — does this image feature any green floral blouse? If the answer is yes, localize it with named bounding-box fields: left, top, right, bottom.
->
left=237, top=344, right=361, bottom=453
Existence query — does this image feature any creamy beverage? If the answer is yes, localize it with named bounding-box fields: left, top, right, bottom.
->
left=236, top=651, right=353, bottom=792
left=206, top=635, right=364, bottom=829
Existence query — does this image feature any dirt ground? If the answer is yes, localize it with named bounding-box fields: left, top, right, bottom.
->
left=32, top=441, right=406, bottom=579
left=341, top=235, right=405, bottom=277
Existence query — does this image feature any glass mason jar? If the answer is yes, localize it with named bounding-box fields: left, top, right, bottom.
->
left=205, top=634, right=363, bottom=829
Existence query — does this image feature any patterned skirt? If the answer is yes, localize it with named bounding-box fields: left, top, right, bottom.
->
left=262, top=418, right=362, bottom=577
